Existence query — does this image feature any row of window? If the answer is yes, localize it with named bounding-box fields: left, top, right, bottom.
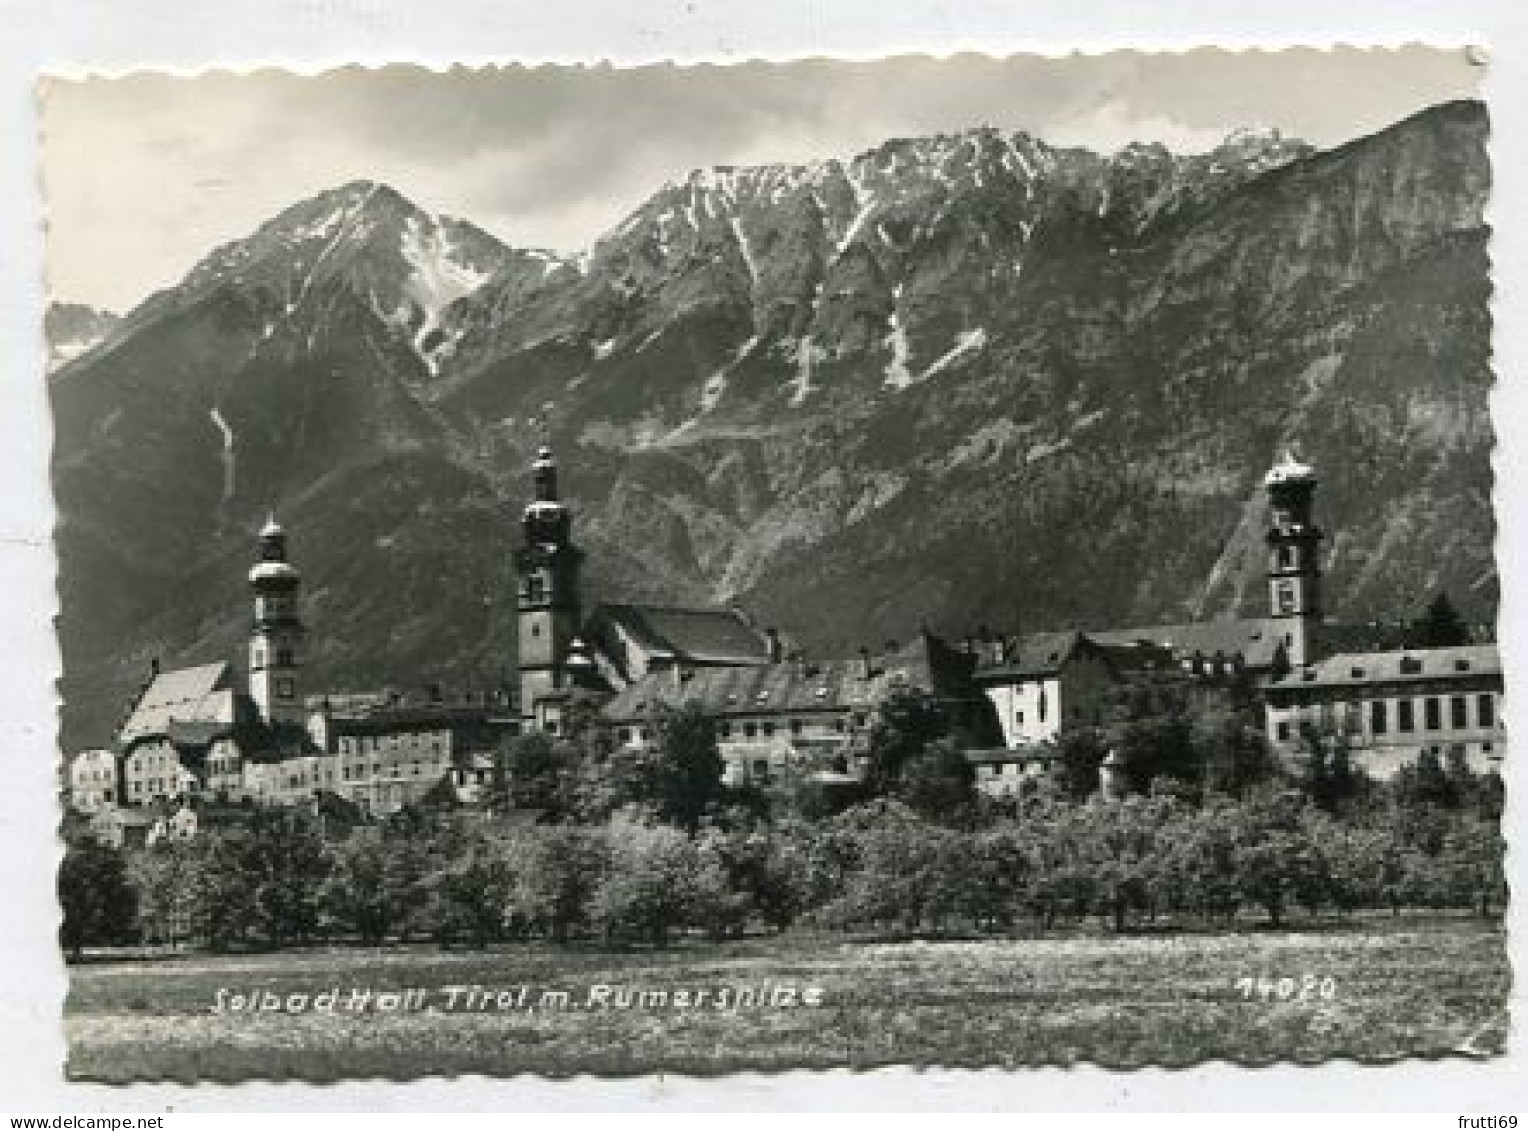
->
left=621, top=713, right=869, bottom=745
left=1276, top=693, right=1498, bottom=741
left=338, top=736, right=447, bottom=754
left=1369, top=692, right=1495, bottom=735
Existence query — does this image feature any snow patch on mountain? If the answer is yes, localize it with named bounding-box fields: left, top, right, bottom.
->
left=208, top=406, right=236, bottom=531
left=921, top=327, right=988, bottom=382
left=730, top=216, right=758, bottom=286
left=789, top=336, right=824, bottom=405
left=883, top=286, right=913, bottom=389
left=944, top=418, right=1029, bottom=470
left=701, top=335, right=759, bottom=414
left=399, top=215, right=493, bottom=374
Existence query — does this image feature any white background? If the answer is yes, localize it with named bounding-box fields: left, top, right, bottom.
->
left=1, top=0, right=1525, bottom=1113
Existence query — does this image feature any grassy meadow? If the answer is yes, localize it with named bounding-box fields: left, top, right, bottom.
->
left=65, top=915, right=1508, bottom=1081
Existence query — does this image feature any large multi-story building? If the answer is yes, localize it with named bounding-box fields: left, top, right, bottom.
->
left=1264, top=645, right=1504, bottom=777
left=601, top=633, right=997, bottom=786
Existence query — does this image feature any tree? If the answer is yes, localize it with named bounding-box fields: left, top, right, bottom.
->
left=898, top=736, right=976, bottom=821
left=1195, top=711, right=1274, bottom=799
left=59, top=839, right=137, bottom=959
left=589, top=817, right=705, bottom=946
left=320, top=826, right=424, bottom=944
left=1297, top=722, right=1363, bottom=814
left=696, top=822, right=814, bottom=933
left=126, top=842, right=201, bottom=946
left=417, top=828, right=518, bottom=947
left=1105, top=682, right=1199, bottom=795
left=863, top=686, right=949, bottom=796
left=1411, top=590, right=1470, bottom=648
left=650, top=703, right=726, bottom=833
left=1228, top=788, right=1327, bottom=927
left=1393, top=747, right=1459, bottom=810
left=1438, top=819, right=1506, bottom=917
left=193, top=808, right=331, bottom=949
left=1051, top=728, right=1108, bottom=801
left=511, top=826, right=608, bottom=942
left=505, top=732, right=572, bottom=814
left=1074, top=795, right=1176, bottom=931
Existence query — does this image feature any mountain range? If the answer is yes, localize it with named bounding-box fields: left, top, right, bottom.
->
left=48, top=99, right=1495, bottom=749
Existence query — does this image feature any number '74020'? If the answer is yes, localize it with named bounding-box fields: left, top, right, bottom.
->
left=1235, top=975, right=1337, bottom=1002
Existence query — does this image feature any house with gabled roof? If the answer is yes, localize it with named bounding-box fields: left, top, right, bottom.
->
left=973, top=632, right=1178, bottom=748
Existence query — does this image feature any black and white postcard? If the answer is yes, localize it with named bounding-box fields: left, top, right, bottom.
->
left=33, top=46, right=1514, bottom=1088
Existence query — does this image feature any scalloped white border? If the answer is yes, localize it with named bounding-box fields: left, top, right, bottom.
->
left=4, top=1, right=1527, bottom=1113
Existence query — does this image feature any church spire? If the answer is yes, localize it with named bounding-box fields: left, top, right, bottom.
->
left=249, top=515, right=305, bottom=727
left=515, top=444, right=584, bottom=735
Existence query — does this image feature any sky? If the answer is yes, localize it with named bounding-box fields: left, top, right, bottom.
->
left=40, top=47, right=1483, bottom=312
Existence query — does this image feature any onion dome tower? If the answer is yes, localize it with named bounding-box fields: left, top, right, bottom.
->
left=514, top=446, right=584, bottom=733
left=1264, top=452, right=1324, bottom=669
left=249, top=514, right=306, bottom=727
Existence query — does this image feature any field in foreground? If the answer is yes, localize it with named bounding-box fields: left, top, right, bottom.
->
left=65, top=917, right=1509, bottom=1080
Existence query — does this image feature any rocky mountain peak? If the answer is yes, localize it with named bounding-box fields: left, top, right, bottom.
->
left=45, top=301, right=119, bottom=373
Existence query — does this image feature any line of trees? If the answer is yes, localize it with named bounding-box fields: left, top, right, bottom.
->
left=60, top=685, right=1506, bottom=957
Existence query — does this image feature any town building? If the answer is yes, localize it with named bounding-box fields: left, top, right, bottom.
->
left=1264, top=644, right=1504, bottom=778
left=973, top=632, right=1179, bottom=748
left=601, top=632, right=997, bottom=786
left=67, top=748, right=118, bottom=813
left=964, top=744, right=1059, bottom=799
left=88, top=804, right=155, bottom=850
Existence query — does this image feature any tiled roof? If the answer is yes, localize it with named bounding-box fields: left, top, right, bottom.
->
left=328, top=703, right=516, bottom=734
left=1088, top=619, right=1283, bottom=669
left=603, top=633, right=974, bottom=721
left=118, top=663, right=235, bottom=743
left=588, top=603, right=771, bottom=672
left=1268, top=644, right=1501, bottom=692
left=975, top=632, right=1177, bottom=681
left=976, top=631, right=1085, bottom=679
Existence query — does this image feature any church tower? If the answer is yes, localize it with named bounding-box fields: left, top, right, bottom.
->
left=1264, top=453, right=1323, bottom=669
left=248, top=515, right=306, bottom=727
left=515, top=446, right=584, bottom=733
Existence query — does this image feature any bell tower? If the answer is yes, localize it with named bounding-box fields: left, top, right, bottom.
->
left=515, top=446, right=583, bottom=732
left=249, top=515, right=306, bottom=727
left=1264, top=453, right=1323, bottom=669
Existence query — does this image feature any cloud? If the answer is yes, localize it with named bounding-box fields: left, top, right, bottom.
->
left=1046, top=99, right=1235, bottom=155
left=40, top=51, right=1480, bottom=311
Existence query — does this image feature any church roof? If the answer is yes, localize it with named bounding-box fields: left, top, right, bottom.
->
left=1087, top=619, right=1284, bottom=669
left=588, top=603, right=772, bottom=673
left=602, top=632, right=977, bottom=721
left=118, top=662, right=236, bottom=744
